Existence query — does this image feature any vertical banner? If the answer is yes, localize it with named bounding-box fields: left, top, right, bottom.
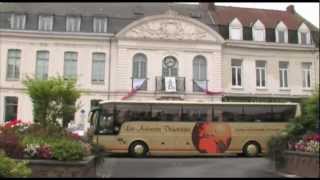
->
left=165, top=77, right=176, bottom=92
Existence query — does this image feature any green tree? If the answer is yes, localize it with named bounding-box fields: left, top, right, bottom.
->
left=23, top=76, right=81, bottom=128
left=285, top=86, right=319, bottom=137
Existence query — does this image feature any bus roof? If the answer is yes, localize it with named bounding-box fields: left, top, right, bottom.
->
left=99, top=100, right=299, bottom=106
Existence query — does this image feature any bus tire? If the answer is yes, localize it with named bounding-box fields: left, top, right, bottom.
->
left=129, top=141, right=149, bottom=158
left=243, top=141, right=261, bottom=157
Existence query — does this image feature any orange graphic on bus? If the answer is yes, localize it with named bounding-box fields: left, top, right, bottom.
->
left=192, top=122, right=232, bottom=153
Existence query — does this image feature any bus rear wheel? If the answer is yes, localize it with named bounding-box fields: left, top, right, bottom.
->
left=243, top=142, right=260, bottom=157
left=129, top=141, right=149, bottom=157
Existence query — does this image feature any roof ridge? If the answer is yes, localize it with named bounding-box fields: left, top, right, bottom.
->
left=215, top=5, right=289, bottom=13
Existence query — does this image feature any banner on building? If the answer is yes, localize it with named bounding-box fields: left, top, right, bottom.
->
left=165, top=77, right=176, bottom=92
left=194, top=80, right=223, bottom=96
left=121, top=79, right=145, bottom=100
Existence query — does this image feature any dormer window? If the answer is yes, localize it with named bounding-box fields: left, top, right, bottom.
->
left=252, top=20, right=265, bottom=42
left=275, top=21, right=288, bottom=43
left=229, top=18, right=243, bottom=40
left=38, top=15, right=53, bottom=31
left=10, top=14, right=26, bottom=30
left=66, top=16, right=81, bottom=32
left=298, top=23, right=311, bottom=45
left=93, top=17, right=108, bottom=33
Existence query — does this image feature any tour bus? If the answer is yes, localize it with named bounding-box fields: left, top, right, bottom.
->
left=87, top=100, right=300, bottom=157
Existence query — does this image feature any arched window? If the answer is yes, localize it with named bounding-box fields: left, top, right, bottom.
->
left=252, top=19, right=265, bottom=42
left=193, top=55, right=207, bottom=92
left=229, top=18, right=243, bottom=40
left=298, top=23, right=311, bottom=45
left=162, top=56, right=178, bottom=77
left=132, top=53, right=147, bottom=90
left=275, top=21, right=288, bottom=43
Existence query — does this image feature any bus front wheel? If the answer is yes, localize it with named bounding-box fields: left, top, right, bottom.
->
left=129, top=141, right=149, bottom=157
left=243, top=142, right=260, bottom=157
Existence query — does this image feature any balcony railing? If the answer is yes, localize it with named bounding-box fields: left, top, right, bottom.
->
left=155, top=76, right=185, bottom=93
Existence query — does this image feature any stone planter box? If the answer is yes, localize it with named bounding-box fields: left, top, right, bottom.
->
left=16, top=155, right=96, bottom=177
left=280, top=151, right=320, bottom=178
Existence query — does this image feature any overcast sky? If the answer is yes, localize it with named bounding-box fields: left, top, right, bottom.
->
left=215, top=3, right=319, bottom=28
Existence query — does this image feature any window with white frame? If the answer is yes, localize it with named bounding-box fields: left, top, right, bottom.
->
left=298, top=23, right=311, bottom=45
left=6, top=49, right=21, bottom=80
left=193, top=55, right=207, bottom=92
left=275, top=21, right=288, bottom=43
left=231, top=59, right=242, bottom=87
left=38, top=15, right=53, bottom=31
left=92, top=53, right=106, bottom=84
left=256, top=61, right=266, bottom=88
left=132, top=53, right=147, bottom=90
left=279, top=62, right=288, bottom=88
left=64, top=52, right=77, bottom=80
left=93, top=17, right=108, bottom=33
left=10, top=14, right=26, bottom=30
left=252, top=20, right=265, bottom=42
left=66, top=16, right=81, bottom=32
left=302, top=63, right=311, bottom=88
left=229, top=18, right=243, bottom=40
left=35, top=51, right=49, bottom=80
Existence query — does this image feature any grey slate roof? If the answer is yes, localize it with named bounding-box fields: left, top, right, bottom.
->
left=0, top=3, right=318, bottom=46
left=0, top=3, right=213, bottom=34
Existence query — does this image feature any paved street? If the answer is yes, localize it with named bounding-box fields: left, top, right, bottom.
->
left=96, top=156, right=281, bottom=178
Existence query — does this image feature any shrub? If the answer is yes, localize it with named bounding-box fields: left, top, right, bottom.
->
left=36, top=144, right=53, bottom=159
left=23, top=76, right=81, bottom=128
left=0, top=151, right=32, bottom=178
left=0, top=127, right=24, bottom=159
left=267, top=135, right=289, bottom=169
left=51, top=139, right=84, bottom=161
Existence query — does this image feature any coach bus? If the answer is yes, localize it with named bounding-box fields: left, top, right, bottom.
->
left=87, top=100, right=300, bottom=157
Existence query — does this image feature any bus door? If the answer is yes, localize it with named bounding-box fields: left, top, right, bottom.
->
left=89, top=104, right=126, bottom=152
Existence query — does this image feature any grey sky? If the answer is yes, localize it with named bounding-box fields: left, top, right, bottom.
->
left=215, top=3, right=319, bottom=28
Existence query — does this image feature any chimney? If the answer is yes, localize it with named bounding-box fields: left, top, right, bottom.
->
left=286, top=5, right=295, bottom=14
left=200, top=3, right=215, bottom=11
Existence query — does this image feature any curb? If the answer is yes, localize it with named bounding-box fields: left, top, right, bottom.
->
left=276, top=171, right=301, bottom=178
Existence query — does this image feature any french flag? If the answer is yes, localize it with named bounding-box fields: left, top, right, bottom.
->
left=121, top=79, right=146, bottom=100
left=194, top=80, right=223, bottom=96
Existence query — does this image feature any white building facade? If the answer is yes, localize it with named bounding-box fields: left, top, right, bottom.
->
left=0, top=3, right=319, bottom=128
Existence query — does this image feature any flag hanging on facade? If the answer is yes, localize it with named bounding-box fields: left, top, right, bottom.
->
left=121, top=79, right=145, bottom=100
left=194, top=80, right=223, bottom=96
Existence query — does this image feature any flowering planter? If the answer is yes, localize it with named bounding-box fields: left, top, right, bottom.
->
left=280, top=151, right=319, bottom=178
left=15, top=155, right=96, bottom=177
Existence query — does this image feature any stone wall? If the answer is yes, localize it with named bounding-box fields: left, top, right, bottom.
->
left=17, top=156, right=96, bottom=177
left=281, top=151, right=320, bottom=178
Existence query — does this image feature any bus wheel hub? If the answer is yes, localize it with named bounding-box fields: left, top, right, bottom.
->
left=134, top=145, right=144, bottom=154
left=247, top=144, right=258, bottom=155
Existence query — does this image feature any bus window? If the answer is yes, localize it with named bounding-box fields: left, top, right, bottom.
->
left=212, top=105, right=223, bottom=122
left=272, top=105, right=296, bottom=122
left=182, top=105, right=212, bottom=122
left=116, top=103, right=151, bottom=122
left=244, top=105, right=273, bottom=122
left=219, top=105, right=244, bottom=122
left=151, top=104, right=181, bottom=121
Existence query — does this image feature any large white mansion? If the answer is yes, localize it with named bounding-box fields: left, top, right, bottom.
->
left=0, top=3, right=319, bottom=128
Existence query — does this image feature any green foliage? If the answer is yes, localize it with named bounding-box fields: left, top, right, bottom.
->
left=266, top=135, right=289, bottom=169
left=284, top=88, right=319, bottom=138
left=0, top=151, right=32, bottom=178
left=51, top=139, right=84, bottom=161
left=23, top=76, right=81, bottom=128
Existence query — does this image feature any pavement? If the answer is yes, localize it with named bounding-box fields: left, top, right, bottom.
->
left=96, top=156, right=284, bottom=178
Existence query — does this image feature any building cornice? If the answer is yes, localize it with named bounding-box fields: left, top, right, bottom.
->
left=224, top=40, right=319, bottom=51
left=0, top=29, right=114, bottom=41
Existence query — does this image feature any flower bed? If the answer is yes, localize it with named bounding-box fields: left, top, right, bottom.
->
left=280, top=133, right=320, bottom=177
left=0, top=119, right=96, bottom=177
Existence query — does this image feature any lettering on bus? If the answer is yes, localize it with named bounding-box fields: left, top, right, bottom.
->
left=124, top=125, right=192, bottom=133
